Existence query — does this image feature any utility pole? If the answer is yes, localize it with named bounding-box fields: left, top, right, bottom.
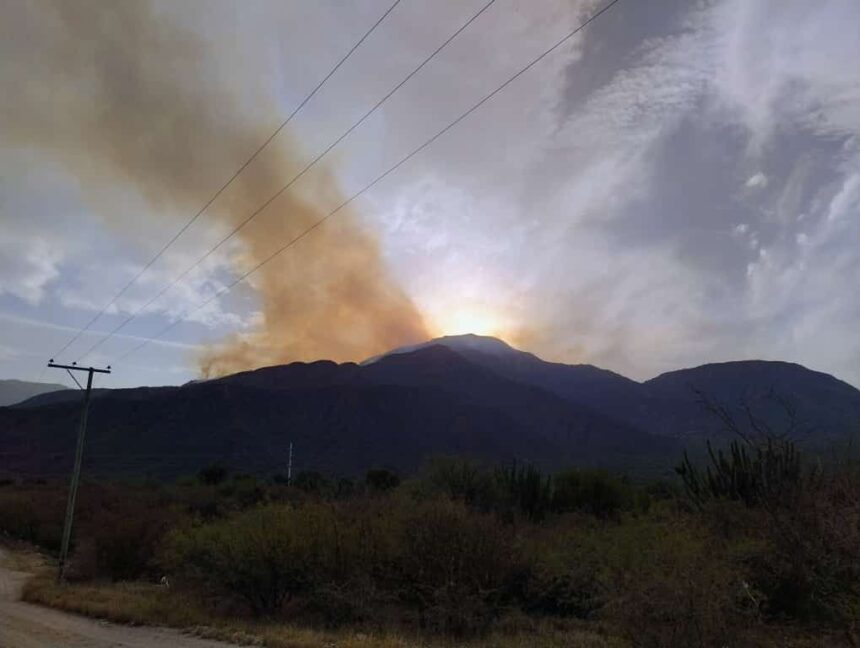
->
left=287, top=442, right=293, bottom=485
left=47, top=360, right=111, bottom=583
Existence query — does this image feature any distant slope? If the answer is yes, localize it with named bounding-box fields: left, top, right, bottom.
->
left=371, top=336, right=860, bottom=443
left=2, top=336, right=858, bottom=480
left=643, top=360, right=860, bottom=442
left=393, top=335, right=652, bottom=421
left=0, top=345, right=674, bottom=479
left=0, top=379, right=68, bottom=407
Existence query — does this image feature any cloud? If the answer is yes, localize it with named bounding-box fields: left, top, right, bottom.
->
left=0, top=236, right=61, bottom=305
left=745, top=172, right=768, bottom=189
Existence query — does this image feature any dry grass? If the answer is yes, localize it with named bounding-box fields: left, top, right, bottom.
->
left=15, top=546, right=843, bottom=647
left=20, top=569, right=624, bottom=648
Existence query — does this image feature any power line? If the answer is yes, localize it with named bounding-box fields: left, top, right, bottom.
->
left=49, top=0, right=404, bottom=361
left=76, top=0, right=497, bottom=364
left=114, top=0, right=622, bottom=364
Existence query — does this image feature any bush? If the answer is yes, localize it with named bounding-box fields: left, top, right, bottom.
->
left=419, top=457, right=491, bottom=505
left=677, top=439, right=814, bottom=510
left=162, top=504, right=339, bottom=616
left=551, top=470, right=633, bottom=519
left=293, top=471, right=329, bottom=495
left=521, top=517, right=604, bottom=619
left=748, top=471, right=860, bottom=627
left=0, top=488, right=64, bottom=551
left=598, top=516, right=757, bottom=648
left=391, top=499, right=520, bottom=635
left=90, top=506, right=178, bottom=581
left=198, top=463, right=228, bottom=486
left=494, top=462, right=553, bottom=522
left=365, top=468, right=400, bottom=492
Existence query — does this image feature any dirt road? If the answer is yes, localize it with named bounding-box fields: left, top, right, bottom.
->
left=0, top=548, right=238, bottom=648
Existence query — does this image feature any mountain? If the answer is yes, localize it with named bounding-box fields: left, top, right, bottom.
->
left=0, top=379, right=69, bottom=407
left=374, top=335, right=652, bottom=423
left=1, top=335, right=858, bottom=480
left=643, top=360, right=860, bottom=442
left=376, top=337, right=860, bottom=444
left=0, top=342, right=673, bottom=480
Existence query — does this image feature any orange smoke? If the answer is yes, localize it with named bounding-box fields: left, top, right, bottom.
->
left=198, top=174, right=430, bottom=377
left=1, top=0, right=429, bottom=376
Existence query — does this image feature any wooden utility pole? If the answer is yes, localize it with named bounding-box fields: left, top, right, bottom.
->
left=47, top=360, right=111, bottom=583
left=287, top=442, right=293, bottom=485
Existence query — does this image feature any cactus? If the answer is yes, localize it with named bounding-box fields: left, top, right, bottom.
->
left=494, top=461, right=553, bottom=522
left=676, top=437, right=811, bottom=509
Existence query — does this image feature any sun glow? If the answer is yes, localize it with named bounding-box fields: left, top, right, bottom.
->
left=431, top=306, right=509, bottom=339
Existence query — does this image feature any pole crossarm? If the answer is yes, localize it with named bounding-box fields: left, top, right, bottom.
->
left=48, top=361, right=111, bottom=374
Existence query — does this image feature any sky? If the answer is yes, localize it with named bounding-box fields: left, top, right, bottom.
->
left=1, top=0, right=858, bottom=389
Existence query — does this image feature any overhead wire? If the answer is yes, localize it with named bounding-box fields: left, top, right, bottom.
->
left=76, top=0, right=497, bottom=363
left=48, top=0, right=404, bottom=361
left=113, top=0, right=623, bottom=364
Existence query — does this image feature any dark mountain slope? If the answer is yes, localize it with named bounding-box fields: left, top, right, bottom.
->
left=374, top=337, right=860, bottom=443
left=3, top=337, right=858, bottom=480
left=0, top=379, right=69, bottom=407
left=644, top=360, right=860, bottom=442
left=0, top=346, right=674, bottom=480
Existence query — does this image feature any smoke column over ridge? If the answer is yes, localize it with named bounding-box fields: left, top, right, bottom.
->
left=0, top=0, right=429, bottom=376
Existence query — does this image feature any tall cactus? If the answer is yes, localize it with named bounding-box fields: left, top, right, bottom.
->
left=677, top=438, right=810, bottom=509
left=494, top=461, right=553, bottom=522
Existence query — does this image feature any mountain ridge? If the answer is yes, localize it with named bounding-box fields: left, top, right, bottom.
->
left=0, top=379, right=70, bottom=407
left=1, top=335, right=858, bottom=479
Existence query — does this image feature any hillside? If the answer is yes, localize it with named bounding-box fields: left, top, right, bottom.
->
left=1, top=336, right=858, bottom=479
left=0, top=379, right=69, bottom=407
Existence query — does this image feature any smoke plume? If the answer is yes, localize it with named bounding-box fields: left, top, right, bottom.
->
left=0, top=0, right=429, bottom=375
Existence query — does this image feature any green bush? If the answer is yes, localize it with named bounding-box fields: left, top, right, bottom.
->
left=494, top=462, right=553, bottom=522
left=419, top=457, right=498, bottom=510
left=748, top=472, right=860, bottom=627
left=0, top=488, right=64, bottom=551
left=521, top=517, right=604, bottom=619
left=163, top=504, right=324, bottom=615
left=551, top=470, right=633, bottom=519
left=90, top=506, right=178, bottom=581
left=198, top=463, right=228, bottom=485
left=390, top=498, right=520, bottom=635
left=293, top=471, right=329, bottom=495
left=365, top=468, right=400, bottom=492
left=597, top=516, right=757, bottom=648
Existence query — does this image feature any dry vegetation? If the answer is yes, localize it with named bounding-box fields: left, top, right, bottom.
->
left=2, top=439, right=858, bottom=648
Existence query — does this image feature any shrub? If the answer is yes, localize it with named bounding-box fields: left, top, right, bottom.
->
left=598, top=516, right=757, bottom=648
left=521, top=517, right=604, bottom=619
left=390, top=498, right=520, bottom=635
left=220, top=474, right=265, bottom=508
left=293, top=471, right=329, bottom=495
left=90, top=506, right=178, bottom=581
left=162, top=504, right=339, bottom=616
left=677, top=439, right=814, bottom=510
left=551, top=470, right=633, bottom=519
left=494, top=462, right=552, bottom=522
left=0, top=488, right=64, bottom=551
left=198, top=463, right=228, bottom=486
left=365, top=468, right=400, bottom=492
left=420, top=457, right=498, bottom=510
left=748, top=470, right=860, bottom=627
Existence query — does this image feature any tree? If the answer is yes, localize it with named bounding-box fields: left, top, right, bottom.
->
left=365, top=468, right=400, bottom=492
left=197, top=462, right=228, bottom=486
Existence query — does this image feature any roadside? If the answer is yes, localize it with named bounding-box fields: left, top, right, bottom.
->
left=1, top=544, right=622, bottom=648
left=0, top=546, right=238, bottom=648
